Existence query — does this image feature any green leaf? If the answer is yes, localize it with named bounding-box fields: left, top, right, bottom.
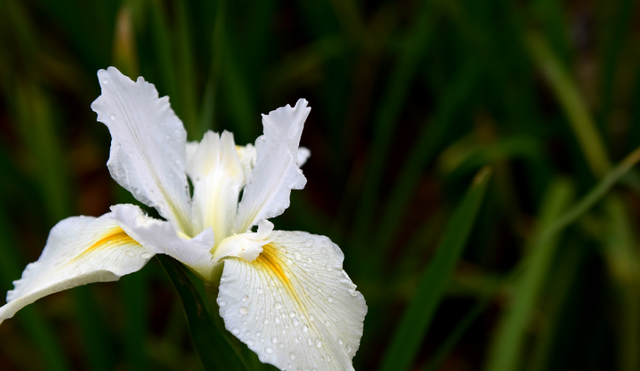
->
left=157, top=255, right=248, bottom=371
left=378, top=167, right=492, bottom=371
left=485, top=178, right=575, bottom=371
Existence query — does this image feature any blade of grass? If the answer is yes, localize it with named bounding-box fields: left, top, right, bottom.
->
left=603, top=195, right=640, bottom=371
left=371, top=61, right=479, bottom=270
left=174, top=0, right=198, bottom=139
left=485, top=178, right=575, bottom=371
left=157, top=255, right=248, bottom=371
left=378, top=167, right=492, bottom=371
left=526, top=32, right=611, bottom=177
left=351, top=0, right=438, bottom=251
left=200, top=0, right=226, bottom=134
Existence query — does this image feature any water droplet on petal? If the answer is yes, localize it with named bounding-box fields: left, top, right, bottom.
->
left=263, top=318, right=269, bottom=325
left=102, top=79, right=108, bottom=84
left=247, top=340, right=254, bottom=346
left=242, top=295, right=249, bottom=302
left=290, top=352, right=296, bottom=360
left=275, top=302, right=282, bottom=310
left=346, top=344, right=352, bottom=353
left=126, top=250, right=135, bottom=257
left=109, top=114, right=116, bottom=120
left=140, top=252, right=152, bottom=259
left=289, top=311, right=296, bottom=318
left=338, top=338, right=343, bottom=345
left=307, top=338, right=313, bottom=346
left=239, top=307, right=248, bottom=315
left=218, top=300, right=227, bottom=307
left=302, top=325, right=309, bottom=332
left=265, top=347, right=274, bottom=354
left=326, top=265, right=333, bottom=271
left=272, top=337, right=278, bottom=344
left=304, top=239, right=313, bottom=247
left=328, top=296, right=334, bottom=303
left=231, top=328, right=240, bottom=335
left=316, top=339, right=323, bottom=348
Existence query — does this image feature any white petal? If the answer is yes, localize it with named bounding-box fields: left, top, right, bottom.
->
left=236, top=143, right=257, bottom=186
left=187, top=131, right=244, bottom=240
left=111, top=204, right=215, bottom=280
left=297, top=147, right=310, bottom=166
left=217, top=231, right=367, bottom=371
left=0, top=213, right=152, bottom=324
left=235, top=99, right=310, bottom=233
left=236, top=144, right=310, bottom=182
left=213, top=220, right=275, bottom=262
left=91, top=67, right=192, bottom=234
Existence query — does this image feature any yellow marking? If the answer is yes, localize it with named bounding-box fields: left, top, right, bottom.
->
left=253, top=244, right=290, bottom=287
left=71, top=228, right=135, bottom=262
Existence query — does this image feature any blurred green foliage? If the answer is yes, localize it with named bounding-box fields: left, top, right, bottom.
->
left=1, top=0, right=640, bottom=370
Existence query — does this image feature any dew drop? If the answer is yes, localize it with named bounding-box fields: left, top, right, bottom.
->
left=275, top=302, right=282, bottom=310
left=292, top=318, right=299, bottom=326
left=140, top=252, right=152, bottom=259
left=102, top=78, right=108, bottom=84
left=242, top=295, right=249, bottom=302
left=327, top=296, right=334, bottom=303
left=304, top=239, right=314, bottom=247
left=349, top=289, right=358, bottom=296
left=290, top=352, right=296, bottom=360
left=324, top=320, right=330, bottom=326
left=265, top=347, right=274, bottom=354
left=272, top=337, right=278, bottom=344
left=218, top=300, right=227, bottom=307
left=264, top=319, right=269, bottom=325
left=109, top=114, right=116, bottom=120
left=256, top=332, right=262, bottom=337
left=247, top=340, right=254, bottom=346
left=125, top=250, right=135, bottom=257
left=338, top=338, right=343, bottom=345
left=310, top=315, right=315, bottom=321
left=275, top=317, right=281, bottom=325
left=316, top=340, right=323, bottom=348
left=278, top=343, right=284, bottom=349
left=289, top=311, right=296, bottom=318
left=239, top=307, right=248, bottom=315
left=307, top=338, right=313, bottom=346
left=302, top=325, right=309, bottom=332
left=326, top=265, right=333, bottom=271
left=346, top=344, right=352, bottom=353
left=231, top=328, right=240, bottom=335
left=307, top=257, right=313, bottom=263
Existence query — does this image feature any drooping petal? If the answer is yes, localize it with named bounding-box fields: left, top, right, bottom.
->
left=187, top=131, right=244, bottom=239
left=216, top=231, right=367, bottom=371
left=91, top=67, right=192, bottom=234
left=111, top=204, right=215, bottom=280
left=0, top=213, right=152, bottom=324
left=235, top=99, right=311, bottom=233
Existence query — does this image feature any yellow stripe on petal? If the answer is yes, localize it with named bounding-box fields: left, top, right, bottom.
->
left=74, top=228, right=134, bottom=259
left=1, top=213, right=154, bottom=324
left=217, top=232, right=366, bottom=371
left=253, top=244, right=290, bottom=287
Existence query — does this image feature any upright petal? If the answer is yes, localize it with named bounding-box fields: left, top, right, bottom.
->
left=235, top=99, right=310, bottom=233
left=91, top=67, right=192, bottom=234
left=216, top=231, right=367, bottom=371
left=111, top=204, right=215, bottom=280
left=187, top=131, right=244, bottom=240
left=0, top=213, right=152, bottom=324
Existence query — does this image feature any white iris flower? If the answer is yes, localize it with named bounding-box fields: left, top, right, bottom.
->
left=0, top=67, right=367, bottom=370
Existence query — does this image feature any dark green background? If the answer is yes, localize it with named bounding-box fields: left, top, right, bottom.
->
left=1, top=0, right=639, bottom=370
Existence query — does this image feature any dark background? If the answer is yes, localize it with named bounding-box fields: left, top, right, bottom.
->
left=1, top=0, right=640, bottom=370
